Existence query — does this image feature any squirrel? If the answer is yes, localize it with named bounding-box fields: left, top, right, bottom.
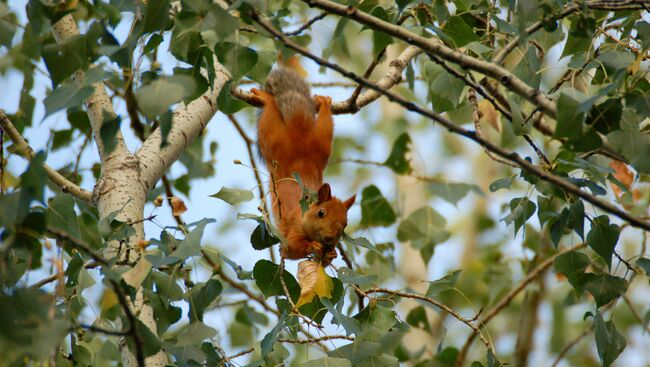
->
left=250, top=66, right=355, bottom=265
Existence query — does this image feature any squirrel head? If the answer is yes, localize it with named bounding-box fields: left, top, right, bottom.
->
left=302, top=183, right=355, bottom=247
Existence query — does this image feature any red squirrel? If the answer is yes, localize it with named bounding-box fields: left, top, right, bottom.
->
left=250, top=66, right=355, bottom=264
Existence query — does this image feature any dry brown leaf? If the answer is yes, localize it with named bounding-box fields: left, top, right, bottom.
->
left=170, top=196, right=187, bottom=216
left=609, top=160, right=634, bottom=199
left=296, top=260, right=334, bottom=308
left=478, top=99, right=501, bottom=132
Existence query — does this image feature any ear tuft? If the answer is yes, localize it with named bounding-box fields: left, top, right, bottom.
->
left=317, top=183, right=332, bottom=203
left=343, top=194, right=356, bottom=210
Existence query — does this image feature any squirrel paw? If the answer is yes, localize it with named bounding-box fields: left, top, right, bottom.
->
left=250, top=88, right=271, bottom=104
left=322, top=247, right=338, bottom=266
left=314, top=95, right=332, bottom=109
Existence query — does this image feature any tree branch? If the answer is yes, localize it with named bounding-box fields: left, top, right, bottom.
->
left=249, top=12, right=650, bottom=233
left=135, top=61, right=230, bottom=190
left=231, top=46, right=422, bottom=114
left=302, top=0, right=557, bottom=119
left=0, top=111, right=93, bottom=203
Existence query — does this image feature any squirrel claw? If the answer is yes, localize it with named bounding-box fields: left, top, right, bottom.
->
left=250, top=88, right=270, bottom=104
left=314, top=95, right=332, bottom=109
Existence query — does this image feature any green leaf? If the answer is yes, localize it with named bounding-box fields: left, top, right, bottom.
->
left=337, top=267, right=377, bottom=285
left=253, top=260, right=300, bottom=301
left=586, top=216, right=620, bottom=269
left=594, top=312, right=626, bottom=367
left=360, top=185, right=396, bottom=227
left=143, top=0, right=170, bottom=33
left=489, top=176, right=513, bottom=192
left=99, top=115, right=121, bottom=154
left=125, top=320, right=162, bottom=358
left=188, top=278, right=222, bottom=322
left=428, top=181, right=481, bottom=205
left=554, top=92, right=585, bottom=141
left=383, top=133, right=412, bottom=174
left=218, top=81, right=248, bottom=113
left=441, top=16, right=479, bottom=47
left=368, top=7, right=393, bottom=57
left=561, top=17, right=595, bottom=59
left=608, top=129, right=650, bottom=174
left=250, top=221, right=281, bottom=250
left=397, top=206, right=450, bottom=250
left=214, top=42, right=258, bottom=81
left=261, top=311, right=288, bottom=356
left=135, top=75, right=197, bottom=119
left=18, top=152, right=46, bottom=221
left=327, top=341, right=398, bottom=367
left=355, top=304, right=398, bottom=343
left=513, top=46, right=541, bottom=90
left=425, top=270, right=461, bottom=298
left=235, top=304, right=269, bottom=327
left=583, top=273, right=627, bottom=308
left=509, top=95, right=530, bottom=135
left=159, top=218, right=215, bottom=265
left=587, top=99, right=622, bottom=134
left=342, top=234, right=383, bottom=256
left=43, top=84, right=94, bottom=117
left=301, top=357, right=352, bottom=367
left=554, top=250, right=589, bottom=289
left=568, top=201, right=585, bottom=240
left=321, top=298, right=361, bottom=336
left=210, top=187, right=254, bottom=205
left=47, top=194, right=81, bottom=240
left=502, top=197, right=536, bottom=236
left=406, top=306, right=431, bottom=333
left=175, top=322, right=217, bottom=347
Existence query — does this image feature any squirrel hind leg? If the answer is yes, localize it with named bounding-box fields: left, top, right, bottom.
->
left=250, top=88, right=273, bottom=105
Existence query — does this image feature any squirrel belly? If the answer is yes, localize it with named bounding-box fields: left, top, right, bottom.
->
left=253, top=67, right=355, bottom=264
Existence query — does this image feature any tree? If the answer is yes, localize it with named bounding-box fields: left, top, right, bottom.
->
left=1, top=0, right=649, bottom=366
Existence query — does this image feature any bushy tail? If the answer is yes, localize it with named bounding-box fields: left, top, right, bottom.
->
left=265, top=67, right=315, bottom=122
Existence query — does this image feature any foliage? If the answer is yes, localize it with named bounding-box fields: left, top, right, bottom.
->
left=0, top=0, right=649, bottom=366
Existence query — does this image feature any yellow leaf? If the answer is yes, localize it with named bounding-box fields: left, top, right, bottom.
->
left=170, top=196, right=187, bottom=216
left=153, top=195, right=164, bottom=207
left=478, top=99, right=500, bottom=132
left=295, top=260, right=333, bottom=308
left=100, top=289, right=118, bottom=314
left=123, top=257, right=152, bottom=288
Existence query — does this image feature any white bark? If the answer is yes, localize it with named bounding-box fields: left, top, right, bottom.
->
left=136, top=62, right=230, bottom=190
left=51, top=14, right=229, bottom=367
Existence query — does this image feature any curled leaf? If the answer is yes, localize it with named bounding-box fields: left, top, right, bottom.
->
left=478, top=99, right=500, bottom=131
left=296, top=260, right=333, bottom=308
left=170, top=196, right=187, bottom=216
left=153, top=195, right=164, bottom=207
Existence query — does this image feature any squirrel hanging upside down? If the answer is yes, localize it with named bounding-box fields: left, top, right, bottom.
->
left=250, top=66, right=355, bottom=265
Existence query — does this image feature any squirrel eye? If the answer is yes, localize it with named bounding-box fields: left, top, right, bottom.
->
left=317, top=209, right=326, bottom=218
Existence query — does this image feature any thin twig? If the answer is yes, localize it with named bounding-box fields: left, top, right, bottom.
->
left=285, top=11, right=328, bottom=36
left=550, top=327, right=594, bottom=367
left=364, top=288, right=493, bottom=351
left=0, top=111, right=93, bottom=203
left=278, top=335, right=354, bottom=344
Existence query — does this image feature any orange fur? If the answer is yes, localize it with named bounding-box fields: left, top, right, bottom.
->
left=253, top=71, right=355, bottom=265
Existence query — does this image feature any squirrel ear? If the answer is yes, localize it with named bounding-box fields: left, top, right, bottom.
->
left=317, top=183, right=332, bottom=203
left=343, top=195, right=356, bottom=210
